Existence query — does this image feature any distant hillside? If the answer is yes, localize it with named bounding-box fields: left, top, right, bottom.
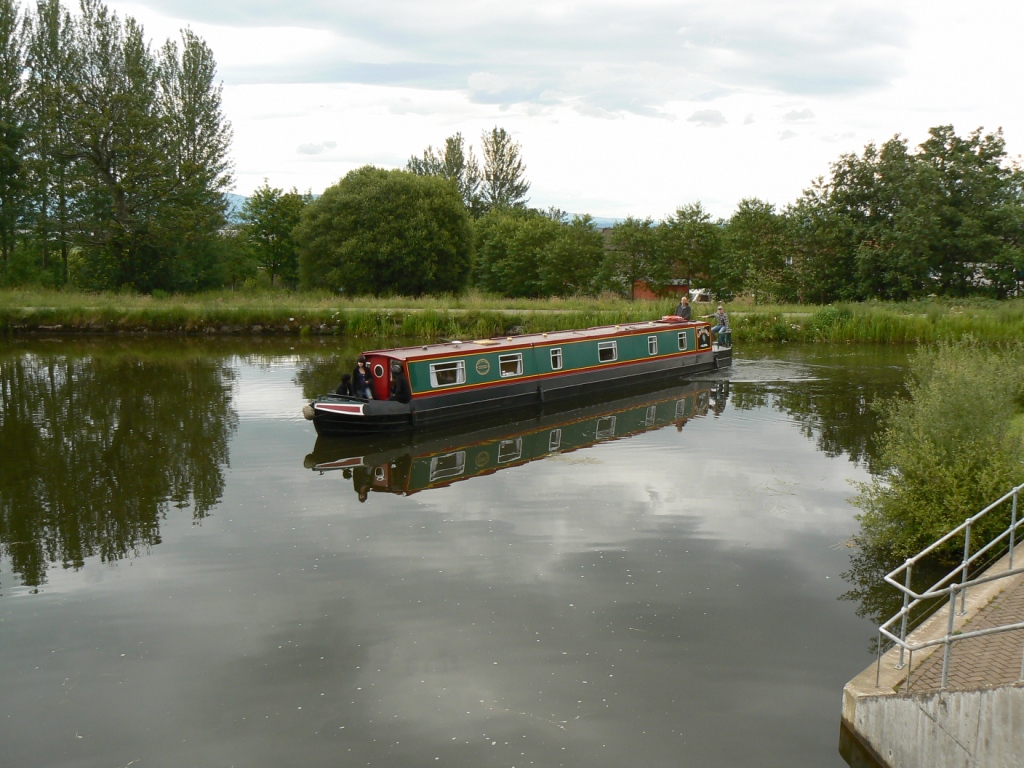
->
left=223, top=193, right=623, bottom=229
left=587, top=216, right=624, bottom=229
left=224, top=192, right=246, bottom=222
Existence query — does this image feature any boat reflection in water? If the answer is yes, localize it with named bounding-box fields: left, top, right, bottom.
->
left=305, top=379, right=729, bottom=501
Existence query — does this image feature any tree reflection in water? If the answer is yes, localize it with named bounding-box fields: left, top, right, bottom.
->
left=0, top=348, right=237, bottom=589
left=839, top=544, right=950, bottom=654
left=729, top=375, right=903, bottom=472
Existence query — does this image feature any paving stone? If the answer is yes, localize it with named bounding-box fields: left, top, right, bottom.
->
left=907, top=572, right=1024, bottom=693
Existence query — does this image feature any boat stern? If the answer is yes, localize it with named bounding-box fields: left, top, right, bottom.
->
left=307, top=394, right=414, bottom=435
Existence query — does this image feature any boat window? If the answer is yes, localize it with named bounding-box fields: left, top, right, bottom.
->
left=497, top=438, right=522, bottom=464
left=373, top=363, right=384, bottom=378
left=429, top=360, right=466, bottom=387
left=596, top=416, right=617, bottom=439
left=550, top=347, right=563, bottom=370
left=374, top=466, right=386, bottom=482
left=648, top=336, right=658, bottom=355
left=548, top=429, right=562, bottom=452
left=429, top=451, right=466, bottom=482
left=675, top=398, right=691, bottom=420
left=499, top=353, right=523, bottom=377
left=678, top=331, right=688, bottom=351
left=645, top=405, right=657, bottom=426
left=598, top=341, right=617, bottom=362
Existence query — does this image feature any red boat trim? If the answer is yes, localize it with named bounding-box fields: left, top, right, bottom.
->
left=316, top=402, right=366, bottom=416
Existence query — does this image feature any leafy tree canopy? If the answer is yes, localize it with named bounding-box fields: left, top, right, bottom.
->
left=296, top=166, right=473, bottom=296
left=239, top=181, right=310, bottom=288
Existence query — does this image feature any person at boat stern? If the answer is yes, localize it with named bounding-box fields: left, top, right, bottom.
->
left=388, top=362, right=412, bottom=404
left=336, top=373, right=354, bottom=396
left=353, top=355, right=374, bottom=399
left=706, top=305, right=729, bottom=341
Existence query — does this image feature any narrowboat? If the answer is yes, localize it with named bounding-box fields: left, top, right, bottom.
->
left=306, top=380, right=728, bottom=500
left=303, top=316, right=731, bottom=436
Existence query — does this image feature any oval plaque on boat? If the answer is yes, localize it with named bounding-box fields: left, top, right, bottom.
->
left=475, top=358, right=491, bottom=376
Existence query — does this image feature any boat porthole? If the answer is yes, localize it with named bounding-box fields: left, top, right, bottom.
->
left=374, top=364, right=384, bottom=378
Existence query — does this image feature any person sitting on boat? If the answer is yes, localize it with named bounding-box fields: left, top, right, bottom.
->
left=673, top=296, right=691, bottom=321
left=388, top=362, right=411, bottom=404
left=352, top=355, right=374, bottom=399
left=705, top=305, right=729, bottom=341
left=336, top=373, right=354, bottom=396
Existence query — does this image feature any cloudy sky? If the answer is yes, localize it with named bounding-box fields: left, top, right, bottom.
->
left=110, top=0, right=1023, bottom=219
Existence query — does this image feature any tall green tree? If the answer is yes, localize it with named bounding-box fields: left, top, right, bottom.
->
left=785, top=183, right=859, bottom=304
left=660, top=202, right=723, bottom=297
left=22, top=0, right=78, bottom=284
left=540, top=214, right=604, bottom=296
left=789, top=126, right=1024, bottom=301
left=480, top=126, right=529, bottom=211
left=154, top=28, right=233, bottom=290
left=474, top=207, right=560, bottom=297
left=0, top=0, right=26, bottom=281
left=296, top=166, right=473, bottom=296
left=407, top=131, right=481, bottom=216
left=911, top=126, right=1020, bottom=297
left=721, top=198, right=793, bottom=302
left=30, top=0, right=232, bottom=292
left=847, top=137, right=931, bottom=299
left=239, top=181, right=309, bottom=287
left=67, top=0, right=168, bottom=289
left=605, top=217, right=658, bottom=299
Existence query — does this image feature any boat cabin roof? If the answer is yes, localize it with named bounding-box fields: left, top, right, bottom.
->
left=364, top=318, right=705, bottom=362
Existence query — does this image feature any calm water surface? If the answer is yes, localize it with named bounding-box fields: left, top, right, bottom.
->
left=0, top=338, right=908, bottom=767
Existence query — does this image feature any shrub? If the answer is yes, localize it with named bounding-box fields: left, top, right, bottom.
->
left=853, top=339, right=1024, bottom=561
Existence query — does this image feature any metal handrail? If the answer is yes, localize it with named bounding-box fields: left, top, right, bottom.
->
left=875, top=482, right=1024, bottom=689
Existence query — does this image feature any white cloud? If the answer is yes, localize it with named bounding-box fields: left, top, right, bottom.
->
left=106, top=1, right=1024, bottom=219
left=296, top=141, right=338, bottom=155
left=687, top=109, right=727, bottom=127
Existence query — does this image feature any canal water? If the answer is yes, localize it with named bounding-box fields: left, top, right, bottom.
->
left=0, top=338, right=908, bottom=767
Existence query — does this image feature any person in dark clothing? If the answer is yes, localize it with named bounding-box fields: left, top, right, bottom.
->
left=336, top=373, right=353, bottom=396
left=388, top=362, right=412, bottom=404
left=352, top=355, right=373, bottom=399
left=673, top=296, right=691, bottom=321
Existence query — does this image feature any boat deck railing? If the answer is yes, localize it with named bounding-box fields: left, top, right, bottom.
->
left=875, top=481, right=1024, bottom=689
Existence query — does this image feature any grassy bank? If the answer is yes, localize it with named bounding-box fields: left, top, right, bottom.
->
left=731, top=300, right=1024, bottom=343
left=0, top=289, right=673, bottom=338
left=3, top=289, right=1024, bottom=342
